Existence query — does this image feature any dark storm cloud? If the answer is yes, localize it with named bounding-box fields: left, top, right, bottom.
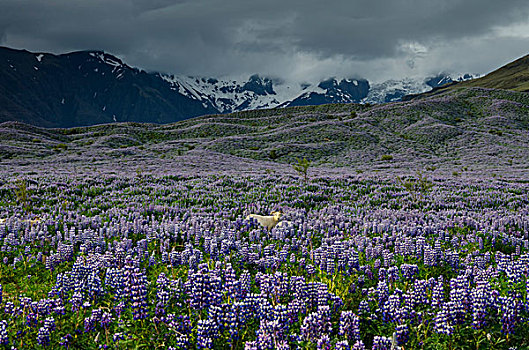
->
left=1, top=0, right=529, bottom=82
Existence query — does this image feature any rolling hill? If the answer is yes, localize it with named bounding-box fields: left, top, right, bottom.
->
left=1, top=87, right=527, bottom=178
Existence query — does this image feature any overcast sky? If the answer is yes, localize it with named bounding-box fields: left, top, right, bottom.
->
left=1, top=0, right=529, bottom=83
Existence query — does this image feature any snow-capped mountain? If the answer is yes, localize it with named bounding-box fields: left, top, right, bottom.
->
left=365, top=73, right=477, bottom=104
left=0, top=46, right=477, bottom=127
left=286, top=78, right=370, bottom=107
left=159, top=74, right=374, bottom=112
left=159, top=74, right=291, bottom=113
left=159, top=72, right=477, bottom=113
left=425, top=73, right=475, bottom=88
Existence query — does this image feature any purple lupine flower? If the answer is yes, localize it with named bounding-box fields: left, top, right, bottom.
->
left=70, top=292, right=83, bottom=312
left=382, top=292, right=402, bottom=323
left=114, top=302, right=125, bottom=318
left=471, top=281, right=494, bottom=330
left=59, top=334, right=72, bottom=348
left=316, top=334, right=331, bottom=350
left=4, top=302, right=14, bottom=316
left=100, top=312, right=113, bottom=328
left=168, top=334, right=189, bottom=349
left=335, top=340, right=350, bottom=350
left=357, top=300, right=370, bottom=316
left=113, top=332, right=124, bottom=342
left=376, top=281, right=389, bottom=306
left=301, top=306, right=332, bottom=342
left=434, top=308, right=453, bottom=335
left=253, top=318, right=288, bottom=349
left=121, top=263, right=148, bottom=320
left=196, top=319, right=218, bottom=349
left=0, top=320, right=9, bottom=346
left=351, top=340, right=366, bottom=350
left=37, top=326, right=50, bottom=346
left=25, top=312, right=38, bottom=328
left=339, top=311, right=360, bottom=342
left=394, top=324, right=409, bottom=345
left=431, top=278, right=445, bottom=308
left=448, top=275, right=470, bottom=324
left=84, top=316, right=96, bottom=333
left=499, top=296, right=521, bottom=335
left=44, top=317, right=55, bottom=331
left=410, top=279, right=428, bottom=307
left=372, top=336, right=392, bottom=350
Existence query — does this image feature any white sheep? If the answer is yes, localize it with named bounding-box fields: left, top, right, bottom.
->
left=246, top=211, right=282, bottom=230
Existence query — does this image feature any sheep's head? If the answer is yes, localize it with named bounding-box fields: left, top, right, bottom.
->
left=270, top=211, right=282, bottom=221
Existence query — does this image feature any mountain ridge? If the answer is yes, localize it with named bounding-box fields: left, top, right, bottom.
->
left=0, top=46, right=219, bottom=127
left=0, top=46, right=476, bottom=127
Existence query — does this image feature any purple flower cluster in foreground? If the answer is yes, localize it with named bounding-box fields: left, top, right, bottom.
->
left=0, top=171, right=527, bottom=348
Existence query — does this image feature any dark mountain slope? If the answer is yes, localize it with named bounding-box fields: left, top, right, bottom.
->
left=0, top=47, right=217, bottom=127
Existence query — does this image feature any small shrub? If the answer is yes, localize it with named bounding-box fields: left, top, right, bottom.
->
left=380, top=154, right=393, bottom=161
left=52, top=143, right=68, bottom=151
left=397, top=171, right=433, bottom=202
left=14, top=179, right=29, bottom=209
left=293, top=157, right=311, bottom=182
left=489, top=129, right=503, bottom=136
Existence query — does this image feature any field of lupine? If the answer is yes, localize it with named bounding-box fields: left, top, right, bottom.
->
left=0, top=168, right=528, bottom=349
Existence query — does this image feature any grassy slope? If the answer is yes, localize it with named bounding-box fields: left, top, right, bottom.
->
left=1, top=87, right=528, bottom=177
left=406, top=53, right=529, bottom=101
left=461, top=53, right=529, bottom=92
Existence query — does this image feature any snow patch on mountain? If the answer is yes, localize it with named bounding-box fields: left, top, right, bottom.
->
left=88, top=52, right=123, bottom=68
left=365, top=78, right=430, bottom=104
left=365, top=73, right=479, bottom=104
